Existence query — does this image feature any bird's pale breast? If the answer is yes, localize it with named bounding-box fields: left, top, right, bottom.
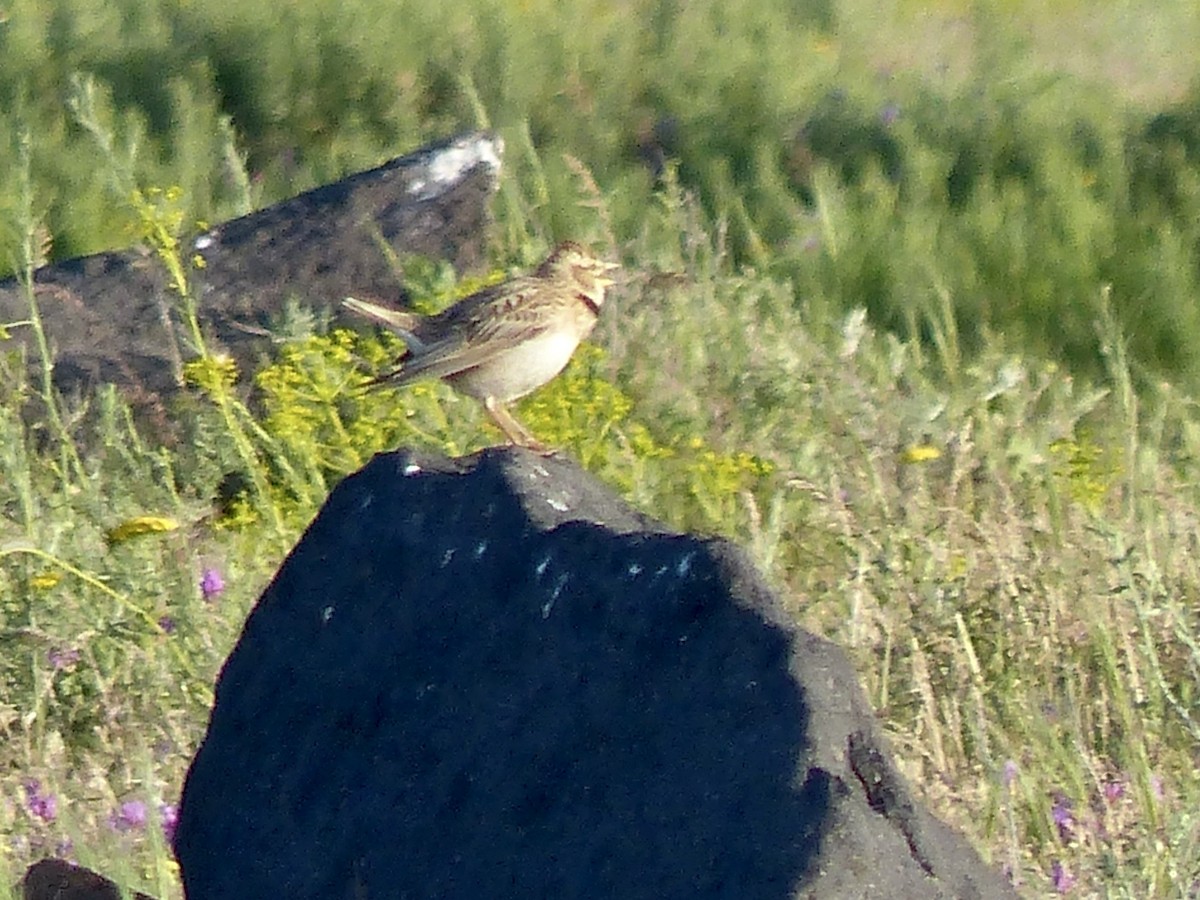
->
left=447, top=328, right=588, bottom=402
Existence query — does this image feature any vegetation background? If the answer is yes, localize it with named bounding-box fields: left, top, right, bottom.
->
left=2, top=0, right=1200, bottom=895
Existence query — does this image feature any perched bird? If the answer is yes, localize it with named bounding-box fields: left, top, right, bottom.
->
left=343, top=242, right=619, bottom=451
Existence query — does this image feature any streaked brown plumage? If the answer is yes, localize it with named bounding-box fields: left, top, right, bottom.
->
left=343, top=242, right=619, bottom=450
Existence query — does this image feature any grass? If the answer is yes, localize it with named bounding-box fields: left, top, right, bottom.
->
left=3, top=0, right=1200, bottom=897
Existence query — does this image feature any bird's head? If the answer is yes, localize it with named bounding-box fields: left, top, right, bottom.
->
left=539, top=242, right=620, bottom=305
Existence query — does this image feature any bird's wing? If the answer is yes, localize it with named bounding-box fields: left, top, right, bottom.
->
left=374, top=283, right=558, bottom=386
left=375, top=314, right=552, bottom=385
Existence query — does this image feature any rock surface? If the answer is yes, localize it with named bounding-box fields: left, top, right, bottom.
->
left=174, top=447, right=1017, bottom=900
left=20, top=858, right=155, bottom=900
left=0, top=132, right=501, bottom=422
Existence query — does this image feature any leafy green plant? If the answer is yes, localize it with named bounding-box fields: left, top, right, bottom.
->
left=4, top=3, right=1200, bottom=897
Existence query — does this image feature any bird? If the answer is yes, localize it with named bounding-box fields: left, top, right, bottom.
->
left=343, top=242, right=620, bottom=451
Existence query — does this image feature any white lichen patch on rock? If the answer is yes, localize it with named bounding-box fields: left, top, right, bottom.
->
left=407, top=134, right=504, bottom=202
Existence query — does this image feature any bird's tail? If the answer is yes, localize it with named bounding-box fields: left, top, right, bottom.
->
left=342, top=297, right=426, bottom=351
left=342, top=296, right=423, bottom=394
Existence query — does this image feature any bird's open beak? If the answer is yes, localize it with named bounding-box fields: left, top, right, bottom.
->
left=598, top=260, right=621, bottom=287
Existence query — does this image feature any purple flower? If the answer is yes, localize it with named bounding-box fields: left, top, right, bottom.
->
left=48, top=647, right=80, bottom=671
left=24, top=779, right=57, bottom=822
left=160, top=803, right=179, bottom=843
left=158, top=615, right=177, bottom=635
left=1002, top=759, right=1019, bottom=788
left=1051, top=796, right=1076, bottom=840
left=199, top=568, right=225, bottom=601
left=109, top=800, right=147, bottom=832
left=1102, top=779, right=1125, bottom=803
left=1051, top=860, right=1076, bottom=893
left=880, top=103, right=901, bottom=126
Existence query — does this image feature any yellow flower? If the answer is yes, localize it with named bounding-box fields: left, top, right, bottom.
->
left=106, top=516, right=181, bottom=545
left=183, top=355, right=239, bottom=394
left=30, top=571, right=62, bottom=590
left=901, top=444, right=942, bottom=464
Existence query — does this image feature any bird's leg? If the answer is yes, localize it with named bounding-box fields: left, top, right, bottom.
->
left=484, top=397, right=552, bottom=454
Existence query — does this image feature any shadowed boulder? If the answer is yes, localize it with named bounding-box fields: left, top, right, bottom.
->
left=20, top=858, right=155, bottom=900
left=174, top=447, right=1017, bottom=899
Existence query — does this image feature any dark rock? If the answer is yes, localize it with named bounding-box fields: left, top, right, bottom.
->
left=174, top=447, right=1016, bottom=900
left=20, top=858, right=155, bottom=900
left=0, top=131, right=501, bottom=415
